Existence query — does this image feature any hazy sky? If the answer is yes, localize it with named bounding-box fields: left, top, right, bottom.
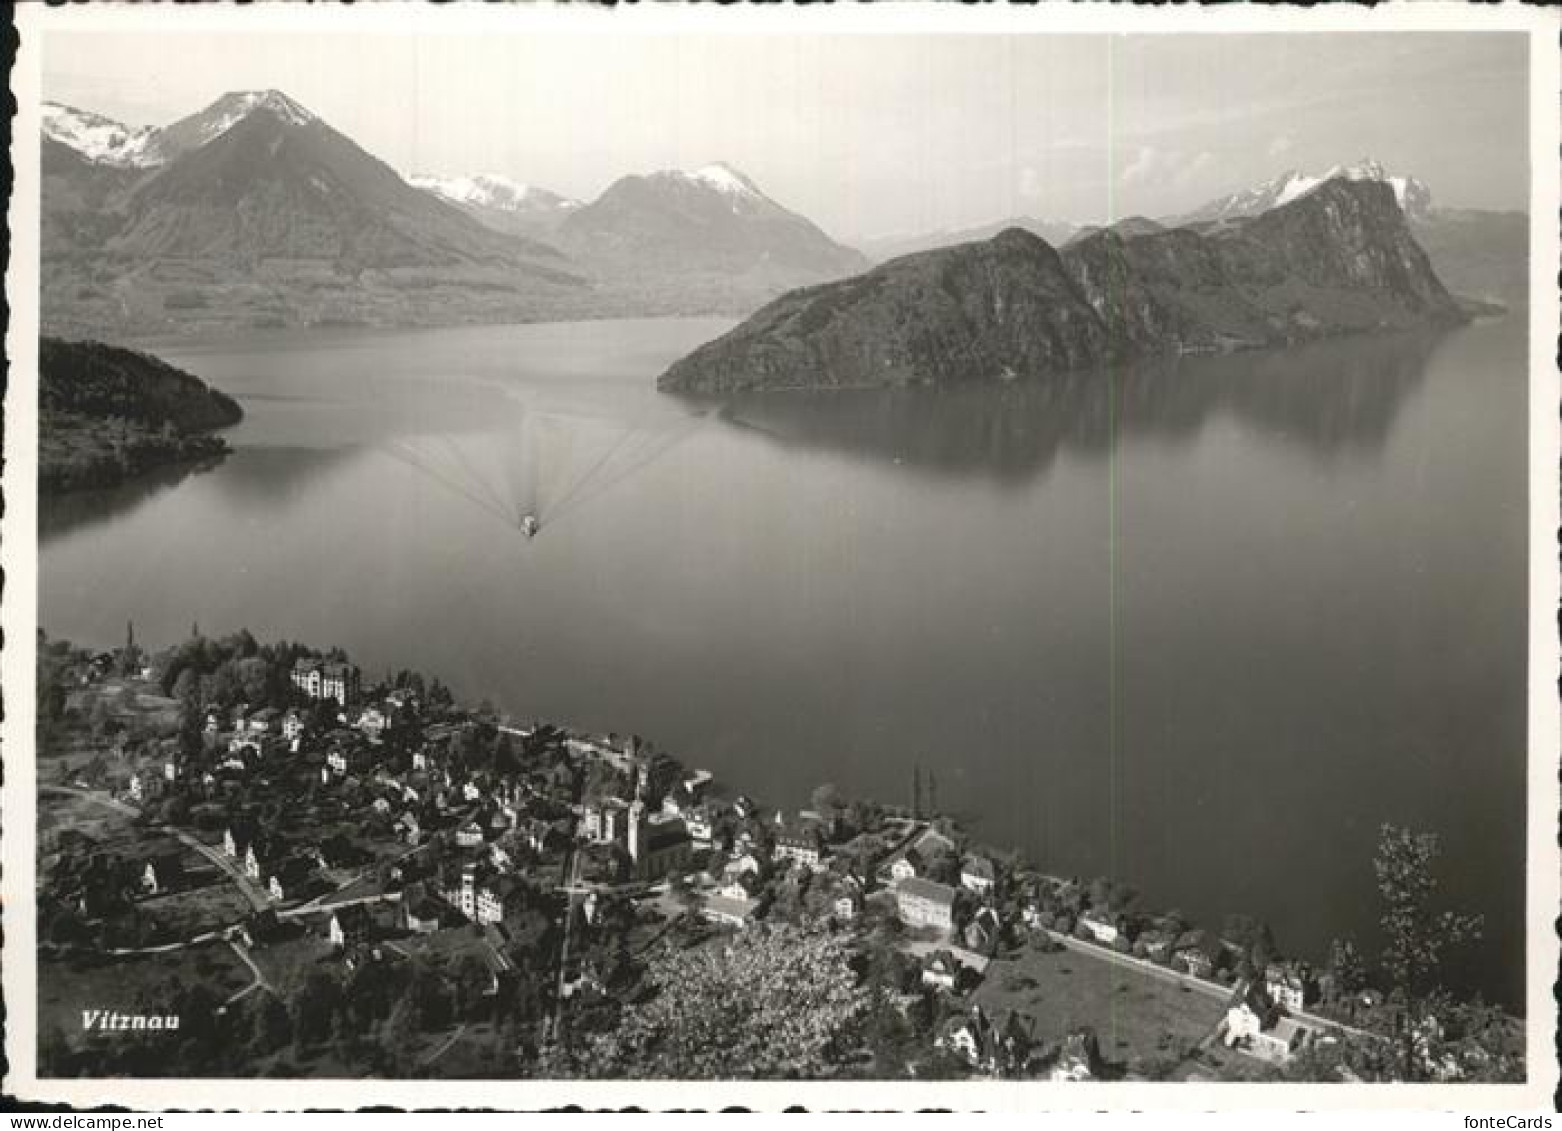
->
left=44, top=31, right=1529, bottom=241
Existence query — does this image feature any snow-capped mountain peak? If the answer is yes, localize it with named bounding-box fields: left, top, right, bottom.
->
left=41, top=101, right=161, bottom=168
left=210, top=89, right=318, bottom=129
left=42, top=89, right=322, bottom=169
left=408, top=172, right=580, bottom=214
left=687, top=162, right=760, bottom=197
left=1179, top=158, right=1432, bottom=225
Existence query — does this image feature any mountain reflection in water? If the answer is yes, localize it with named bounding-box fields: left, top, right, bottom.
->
left=698, top=330, right=1441, bottom=482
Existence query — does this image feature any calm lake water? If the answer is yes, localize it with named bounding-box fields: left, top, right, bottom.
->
left=40, top=315, right=1528, bottom=1007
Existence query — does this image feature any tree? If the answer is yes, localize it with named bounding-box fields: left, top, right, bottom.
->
left=247, top=992, right=293, bottom=1056
left=811, top=782, right=844, bottom=817
left=588, top=925, right=869, bottom=1078
left=1374, top=824, right=1482, bottom=998
left=1327, top=937, right=1368, bottom=1003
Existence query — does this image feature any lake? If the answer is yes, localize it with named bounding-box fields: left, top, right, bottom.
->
left=39, top=315, right=1528, bottom=1007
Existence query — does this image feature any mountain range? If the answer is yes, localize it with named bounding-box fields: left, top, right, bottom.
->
left=40, top=95, right=1523, bottom=339
left=407, top=172, right=581, bottom=239
left=859, top=160, right=1525, bottom=310
left=658, top=177, right=1466, bottom=394
left=40, top=93, right=867, bottom=336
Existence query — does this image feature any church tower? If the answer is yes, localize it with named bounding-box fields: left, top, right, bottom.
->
left=627, top=799, right=647, bottom=869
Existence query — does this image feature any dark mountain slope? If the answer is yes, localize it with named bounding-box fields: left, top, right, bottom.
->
left=660, top=179, right=1464, bottom=394
left=39, top=337, right=243, bottom=493
left=658, top=228, right=1110, bottom=393
left=110, top=106, right=571, bottom=275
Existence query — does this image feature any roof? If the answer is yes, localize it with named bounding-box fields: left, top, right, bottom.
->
left=702, top=894, right=758, bottom=920
left=895, top=876, right=956, bottom=907
left=962, top=856, right=996, bottom=880
left=646, top=819, right=691, bottom=852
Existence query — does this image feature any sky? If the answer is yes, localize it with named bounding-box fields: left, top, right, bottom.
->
left=43, top=31, right=1530, bottom=242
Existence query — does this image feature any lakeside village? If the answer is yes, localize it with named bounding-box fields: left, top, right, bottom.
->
left=36, top=629, right=1518, bottom=1081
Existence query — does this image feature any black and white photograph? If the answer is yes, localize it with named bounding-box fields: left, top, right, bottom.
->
left=3, top=4, right=1558, bottom=1109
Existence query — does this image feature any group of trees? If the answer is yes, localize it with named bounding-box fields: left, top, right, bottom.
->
left=1284, top=824, right=1521, bottom=1083
left=585, top=924, right=870, bottom=1078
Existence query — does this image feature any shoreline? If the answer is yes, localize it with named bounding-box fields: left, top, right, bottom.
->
left=34, top=626, right=1521, bottom=1026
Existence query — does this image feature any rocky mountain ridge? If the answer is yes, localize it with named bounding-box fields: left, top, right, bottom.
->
left=658, top=178, right=1465, bottom=394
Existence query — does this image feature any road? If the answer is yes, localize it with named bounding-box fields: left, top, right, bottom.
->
left=42, top=784, right=270, bottom=912
left=1031, top=929, right=1370, bottom=1041
left=163, top=825, right=270, bottom=912
left=221, top=937, right=274, bottom=1007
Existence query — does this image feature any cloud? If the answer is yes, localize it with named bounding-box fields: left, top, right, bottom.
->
left=1119, top=146, right=1214, bottom=188
left=1119, top=146, right=1160, bottom=186
left=1268, top=134, right=1296, bottom=158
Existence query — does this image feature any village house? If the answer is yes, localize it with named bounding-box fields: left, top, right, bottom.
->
left=833, top=887, right=864, bottom=922
left=455, top=820, right=487, bottom=849
left=1050, top=1029, right=1105, bottom=1082
left=960, top=855, right=996, bottom=895
left=1173, top=930, right=1225, bottom=980
left=355, top=705, right=390, bottom=740
left=402, top=893, right=449, bottom=935
left=441, top=862, right=481, bottom=921
left=140, top=851, right=184, bottom=896
left=581, top=797, right=630, bottom=845
left=476, top=874, right=528, bottom=926
left=921, top=950, right=963, bottom=993
left=1077, top=911, right=1120, bottom=946
left=1224, top=984, right=1310, bottom=1060
left=963, top=906, right=1003, bottom=954
left=889, top=846, right=928, bottom=883
left=223, top=822, right=255, bottom=859
left=773, top=821, right=825, bottom=869
left=1264, top=961, right=1318, bottom=1013
left=661, top=783, right=697, bottom=818
left=722, top=849, right=767, bottom=881
left=292, top=658, right=361, bottom=706
left=684, top=805, right=716, bottom=850
left=247, top=707, right=281, bottom=736
left=328, top=904, right=375, bottom=949
left=266, top=856, right=315, bottom=902
left=894, top=876, right=956, bottom=932
left=281, top=709, right=306, bottom=743
left=937, top=1006, right=1034, bottom=1077
left=127, top=772, right=162, bottom=805
left=244, top=837, right=287, bottom=881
